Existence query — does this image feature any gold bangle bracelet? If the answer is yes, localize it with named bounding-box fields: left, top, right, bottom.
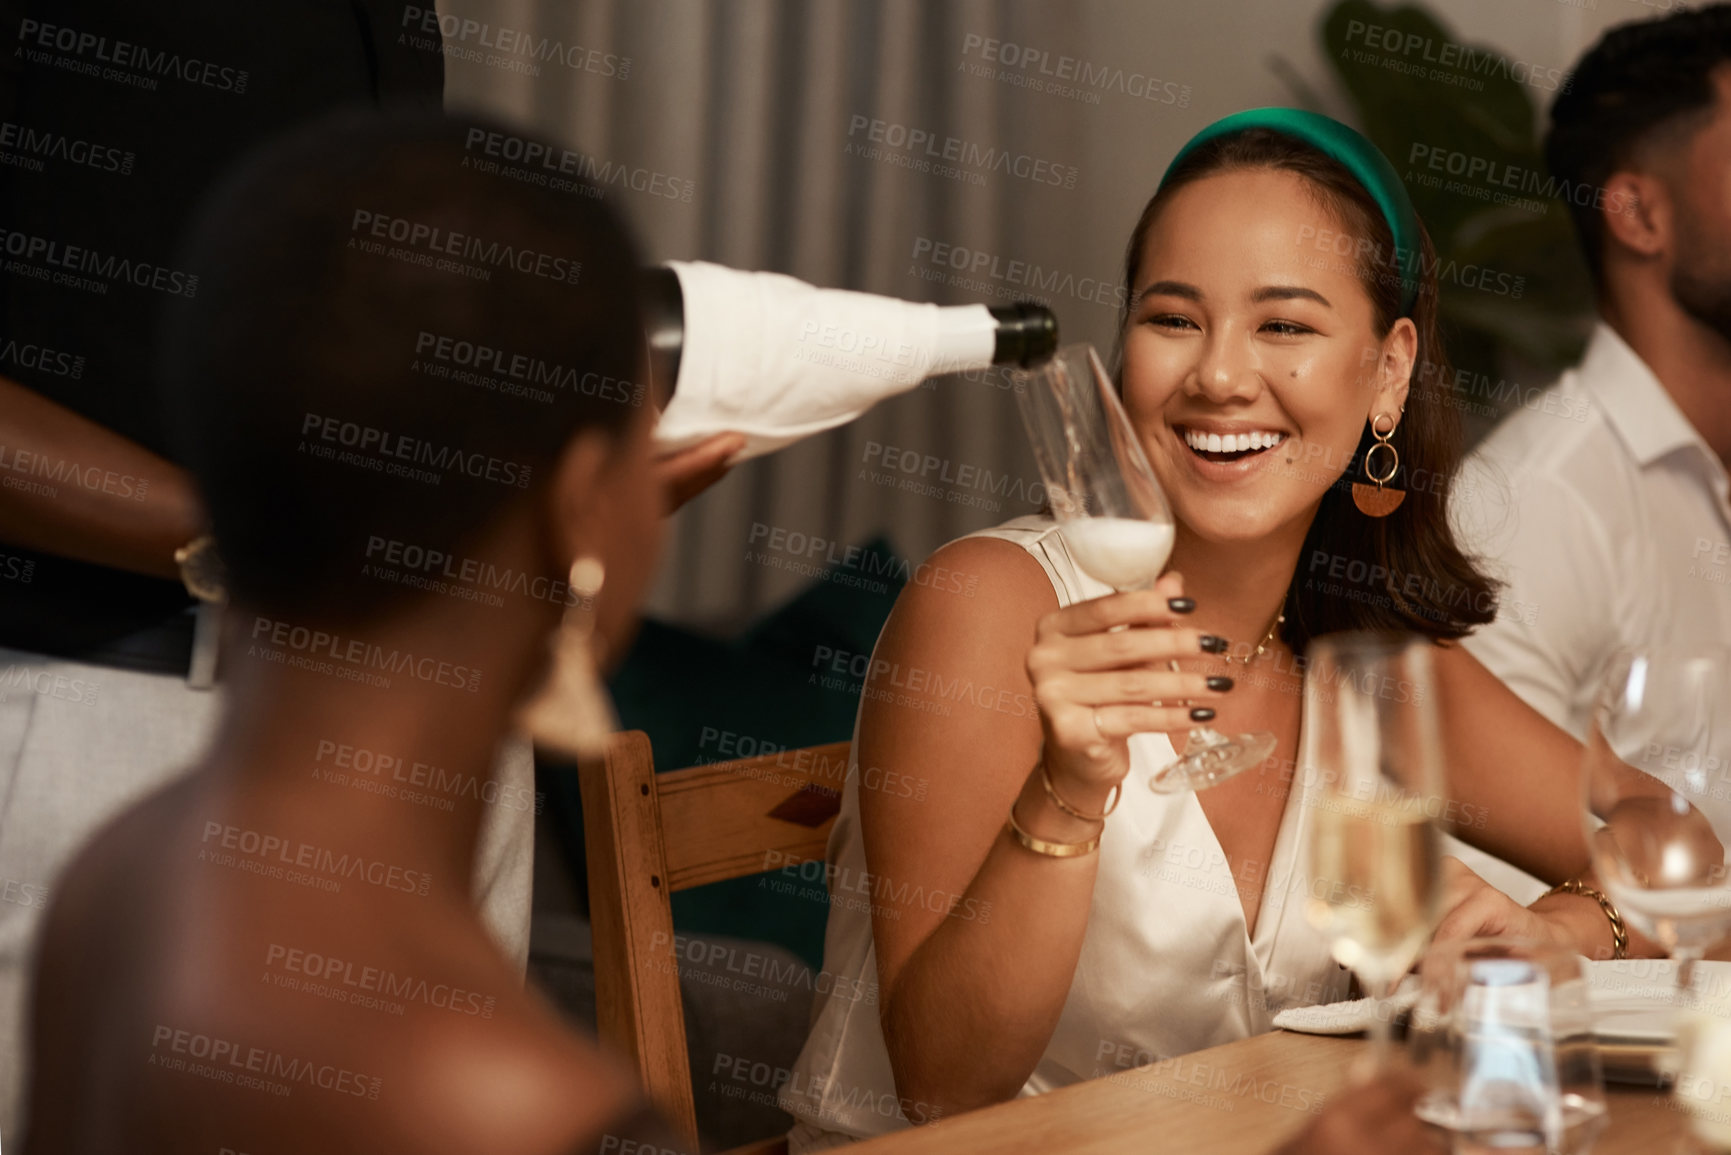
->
left=1040, top=761, right=1121, bottom=823
left=1005, top=808, right=1101, bottom=858
left=1542, top=878, right=1627, bottom=961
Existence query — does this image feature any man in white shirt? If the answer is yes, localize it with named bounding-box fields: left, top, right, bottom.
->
left=1455, top=4, right=1731, bottom=739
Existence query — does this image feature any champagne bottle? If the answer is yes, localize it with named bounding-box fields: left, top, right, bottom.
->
left=643, top=261, right=1057, bottom=461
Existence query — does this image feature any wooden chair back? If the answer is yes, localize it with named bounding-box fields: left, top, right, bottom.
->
left=578, top=730, right=851, bottom=1152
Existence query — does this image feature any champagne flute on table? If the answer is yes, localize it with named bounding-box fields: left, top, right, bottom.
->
left=1583, top=646, right=1731, bottom=996
left=1012, top=343, right=1278, bottom=792
left=1303, top=631, right=1447, bottom=1071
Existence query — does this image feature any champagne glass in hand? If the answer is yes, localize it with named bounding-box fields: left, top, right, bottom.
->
left=1584, top=646, right=1731, bottom=995
left=1304, top=631, right=1447, bottom=1071
left=1013, top=343, right=1275, bottom=791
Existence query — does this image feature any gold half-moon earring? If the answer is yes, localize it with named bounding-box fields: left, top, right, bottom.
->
left=1351, top=413, right=1405, bottom=518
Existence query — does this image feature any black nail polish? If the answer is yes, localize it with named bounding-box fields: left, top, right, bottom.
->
left=1167, top=597, right=1196, bottom=614
left=1206, top=676, right=1234, bottom=691
left=1200, top=635, right=1229, bottom=653
left=1190, top=707, right=1217, bottom=722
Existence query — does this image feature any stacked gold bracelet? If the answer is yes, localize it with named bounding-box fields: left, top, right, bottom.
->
left=1543, top=878, right=1628, bottom=960
left=1040, top=761, right=1121, bottom=822
left=1005, top=760, right=1111, bottom=858
left=1005, top=809, right=1101, bottom=858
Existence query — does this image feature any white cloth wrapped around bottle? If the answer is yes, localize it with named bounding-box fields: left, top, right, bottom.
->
left=651, top=260, right=1000, bottom=462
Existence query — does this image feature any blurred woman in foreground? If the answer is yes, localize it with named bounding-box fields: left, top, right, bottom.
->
left=21, top=108, right=689, bottom=1154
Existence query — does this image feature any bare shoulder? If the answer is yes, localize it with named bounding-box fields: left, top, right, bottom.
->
left=860, top=534, right=1059, bottom=740
left=1432, top=638, right=1526, bottom=701
left=34, top=769, right=201, bottom=970
left=29, top=775, right=644, bottom=1155
left=882, top=533, right=1059, bottom=652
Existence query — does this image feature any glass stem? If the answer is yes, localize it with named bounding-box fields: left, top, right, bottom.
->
left=1351, top=974, right=1397, bottom=1082
left=1367, top=984, right=1394, bottom=1070
left=1676, top=948, right=1703, bottom=1002
left=1185, top=727, right=1225, bottom=750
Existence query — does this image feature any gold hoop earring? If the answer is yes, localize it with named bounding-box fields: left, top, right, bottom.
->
left=517, top=556, right=618, bottom=759
left=1351, top=413, right=1405, bottom=518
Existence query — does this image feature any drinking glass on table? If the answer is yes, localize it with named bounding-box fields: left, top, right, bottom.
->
left=1012, top=342, right=1277, bottom=792
left=1409, top=938, right=1607, bottom=1154
left=1303, top=631, right=1447, bottom=1070
left=1584, top=646, right=1731, bottom=995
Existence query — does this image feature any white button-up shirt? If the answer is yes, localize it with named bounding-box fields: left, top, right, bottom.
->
left=1454, top=322, right=1731, bottom=740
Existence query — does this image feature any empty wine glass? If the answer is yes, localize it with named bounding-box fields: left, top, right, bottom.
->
left=1012, top=342, right=1277, bottom=792
left=1409, top=937, right=1608, bottom=1153
left=1583, top=646, right=1731, bottom=996
left=1303, top=631, right=1447, bottom=1070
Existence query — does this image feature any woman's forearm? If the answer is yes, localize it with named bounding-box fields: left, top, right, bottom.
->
left=879, top=763, right=1105, bottom=1117
left=0, top=377, right=202, bottom=578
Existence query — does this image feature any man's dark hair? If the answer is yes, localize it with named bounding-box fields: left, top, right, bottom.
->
left=159, top=107, right=646, bottom=624
left=1547, top=3, right=1731, bottom=287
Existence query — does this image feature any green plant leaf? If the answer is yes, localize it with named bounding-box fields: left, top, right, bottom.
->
left=1296, top=0, right=1596, bottom=429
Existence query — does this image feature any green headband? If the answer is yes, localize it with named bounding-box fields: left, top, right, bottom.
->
left=1159, top=108, right=1421, bottom=316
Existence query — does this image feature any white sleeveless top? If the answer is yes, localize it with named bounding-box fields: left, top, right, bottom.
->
left=780, top=516, right=1350, bottom=1148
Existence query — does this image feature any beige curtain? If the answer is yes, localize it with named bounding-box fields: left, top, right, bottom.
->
left=441, top=0, right=1630, bottom=630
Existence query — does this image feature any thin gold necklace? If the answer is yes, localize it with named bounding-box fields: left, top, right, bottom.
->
left=1168, top=608, right=1285, bottom=675
left=1226, top=609, right=1286, bottom=666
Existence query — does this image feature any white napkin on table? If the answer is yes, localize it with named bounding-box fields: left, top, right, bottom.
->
left=1271, top=959, right=1731, bottom=1040
left=1272, top=976, right=1422, bottom=1035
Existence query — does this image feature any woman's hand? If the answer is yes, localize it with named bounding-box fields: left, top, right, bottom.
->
left=1025, top=571, right=1231, bottom=808
left=1429, top=856, right=1655, bottom=964
left=1430, top=857, right=1572, bottom=951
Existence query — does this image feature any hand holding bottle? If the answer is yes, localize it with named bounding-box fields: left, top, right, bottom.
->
left=655, top=432, right=745, bottom=511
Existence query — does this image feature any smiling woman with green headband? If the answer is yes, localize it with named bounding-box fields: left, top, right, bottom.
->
left=776, top=108, right=1663, bottom=1151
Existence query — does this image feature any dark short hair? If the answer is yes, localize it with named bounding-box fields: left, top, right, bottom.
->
left=159, top=107, right=646, bottom=624
left=1547, top=3, right=1731, bottom=287
left=1119, top=128, right=1498, bottom=653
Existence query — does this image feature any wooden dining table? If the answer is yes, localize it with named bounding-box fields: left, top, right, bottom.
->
left=843, top=1030, right=1697, bottom=1154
